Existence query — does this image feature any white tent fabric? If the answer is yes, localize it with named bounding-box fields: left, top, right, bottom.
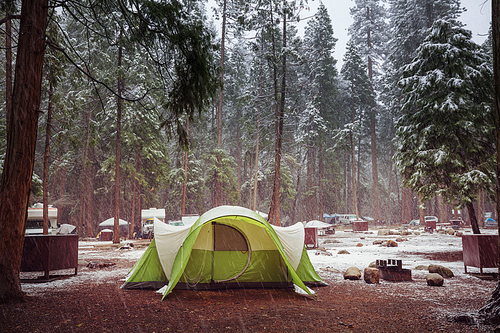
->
left=154, top=217, right=191, bottom=280
left=304, top=220, right=333, bottom=229
left=99, top=217, right=128, bottom=227
left=271, top=222, right=304, bottom=270
left=57, top=224, right=76, bottom=234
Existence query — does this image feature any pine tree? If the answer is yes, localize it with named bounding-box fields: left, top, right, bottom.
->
left=348, top=0, right=388, bottom=223
left=340, top=40, right=375, bottom=218
left=394, top=18, right=494, bottom=234
left=300, top=2, right=338, bottom=221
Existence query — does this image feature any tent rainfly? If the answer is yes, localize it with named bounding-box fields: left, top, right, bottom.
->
left=121, top=205, right=327, bottom=299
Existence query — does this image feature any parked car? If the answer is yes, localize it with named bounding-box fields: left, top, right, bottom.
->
left=337, top=214, right=358, bottom=225
left=424, top=216, right=438, bottom=223
left=409, top=219, right=420, bottom=226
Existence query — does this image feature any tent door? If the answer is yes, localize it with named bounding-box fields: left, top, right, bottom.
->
left=212, top=222, right=251, bottom=283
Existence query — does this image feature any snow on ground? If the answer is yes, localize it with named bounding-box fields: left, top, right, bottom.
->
left=21, top=227, right=498, bottom=299
left=309, top=227, right=498, bottom=277
left=309, top=227, right=499, bottom=308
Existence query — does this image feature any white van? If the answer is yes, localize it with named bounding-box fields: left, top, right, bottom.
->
left=337, top=214, right=358, bottom=225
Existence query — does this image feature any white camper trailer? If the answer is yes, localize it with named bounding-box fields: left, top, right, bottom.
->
left=141, top=208, right=165, bottom=238
left=26, top=203, right=58, bottom=235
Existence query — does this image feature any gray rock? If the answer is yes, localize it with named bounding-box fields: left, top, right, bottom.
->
left=426, top=273, right=444, bottom=286
left=363, top=267, right=380, bottom=284
left=372, top=240, right=384, bottom=245
left=377, top=229, right=390, bottom=236
left=344, top=266, right=361, bottom=280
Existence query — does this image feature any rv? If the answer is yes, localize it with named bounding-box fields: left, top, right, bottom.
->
left=26, top=203, right=58, bottom=235
left=141, top=208, right=165, bottom=238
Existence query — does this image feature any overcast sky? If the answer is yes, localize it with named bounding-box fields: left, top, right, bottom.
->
left=208, top=0, right=492, bottom=71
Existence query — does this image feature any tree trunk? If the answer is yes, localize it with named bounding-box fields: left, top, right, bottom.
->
left=181, top=120, right=189, bottom=215
left=113, top=41, right=123, bottom=244
left=268, top=5, right=286, bottom=226
left=351, top=132, right=358, bottom=219
left=129, top=150, right=138, bottom=238
left=306, top=146, right=315, bottom=221
left=402, top=186, right=412, bottom=225
left=252, top=58, right=262, bottom=211
left=43, top=80, right=53, bottom=235
left=5, top=9, right=12, bottom=136
left=0, top=0, right=49, bottom=304
left=318, top=142, right=324, bottom=222
left=467, top=202, right=480, bottom=235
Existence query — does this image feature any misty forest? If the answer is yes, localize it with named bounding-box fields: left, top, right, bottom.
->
left=0, top=0, right=494, bottom=239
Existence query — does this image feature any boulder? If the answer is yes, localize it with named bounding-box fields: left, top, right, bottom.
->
left=377, top=229, right=390, bottom=236
left=338, top=249, right=350, bottom=254
left=446, top=228, right=455, bottom=235
left=356, top=243, right=363, bottom=247
left=414, top=265, right=429, bottom=270
left=372, top=240, right=384, bottom=245
left=455, top=231, right=463, bottom=237
left=426, top=273, right=444, bottom=286
left=401, top=231, right=412, bottom=236
left=363, top=267, right=380, bottom=284
left=368, top=261, right=377, bottom=268
left=395, top=237, right=408, bottom=242
left=429, top=264, right=454, bottom=278
left=386, top=240, right=398, bottom=247
left=344, top=266, right=361, bottom=280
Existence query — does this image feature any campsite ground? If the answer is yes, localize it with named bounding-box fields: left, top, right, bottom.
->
left=1, top=227, right=498, bottom=332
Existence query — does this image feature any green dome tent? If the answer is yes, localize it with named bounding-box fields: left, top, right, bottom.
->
left=121, top=205, right=326, bottom=299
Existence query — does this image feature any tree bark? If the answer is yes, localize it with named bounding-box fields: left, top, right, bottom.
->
left=0, top=0, right=49, bottom=304
left=268, top=4, right=286, bottom=226
left=467, top=202, right=480, bottom=235
left=181, top=120, right=189, bottom=216
left=5, top=8, right=12, bottom=135
left=402, top=186, right=412, bottom=225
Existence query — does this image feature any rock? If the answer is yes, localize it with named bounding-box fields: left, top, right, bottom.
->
left=338, top=249, right=350, bottom=254
left=356, top=243, right=363, bottom=247
left=317, top=246, right=327, bottom=251
left=386, top=240, right=398, bottom=247
left=455, top=231, right=463, bottom=237
left=414, top=231, right=421, bottom=235
left=372, top=240, right=384, bottom=245
left=323, top=239, right=341, bottom=244
left=395, top=237, right=408, bottom=242
left=377, top=229, right=390, bottom=236
left=344, top=266, right=361, bottom=280
left=368, top=261, right=377, bottom=268
left=363, top=267, right=379, bottom=284
left=320, top=267, right=341, bottom=273
left=429, top=264, right=454, bottom=278
left=401, top=231, right=412, bottom=236
left=426, top=273, right=444, bottom=286
left=414, top=265, right=429, bottom=270
left=446, top=228, right=455, bottom=235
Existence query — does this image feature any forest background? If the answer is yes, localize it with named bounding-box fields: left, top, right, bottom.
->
left=0, top=0, right=495, bottom=239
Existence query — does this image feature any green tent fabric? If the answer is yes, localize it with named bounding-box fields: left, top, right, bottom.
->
left=121, top=205, right=326, bottom=299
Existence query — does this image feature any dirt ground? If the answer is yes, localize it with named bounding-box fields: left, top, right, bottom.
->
left=1, top=250, right=498, bottom=333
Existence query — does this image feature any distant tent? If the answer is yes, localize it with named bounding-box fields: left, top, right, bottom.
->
left=121, top=205, right=326, bottom=299
left=99, top=217, right=128, bottom=235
